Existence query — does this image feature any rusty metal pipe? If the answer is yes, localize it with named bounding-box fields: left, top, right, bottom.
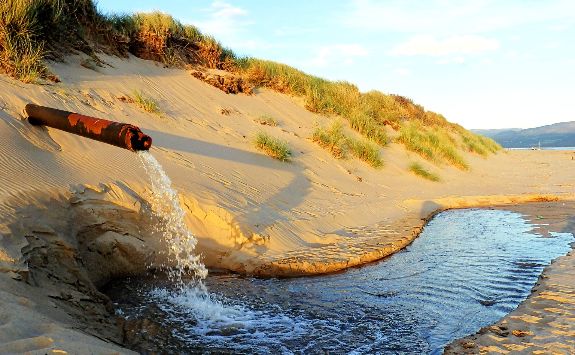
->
left=25, top=104, right=152, bottom=151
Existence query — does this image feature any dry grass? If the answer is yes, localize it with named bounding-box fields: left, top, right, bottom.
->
left=0, top=0, right=108, bottom=82
left=0, top=1, right=49, bottom=82
left=254, top=132, right=291, bottom=161
left=409, top=162, right=440, bottom=182
left=132, top=90, right=160, bottom=114
left=109, top=11, right=235, bottom=69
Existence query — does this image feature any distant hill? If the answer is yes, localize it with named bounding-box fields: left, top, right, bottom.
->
left=474, top=121, right=575, bottom=148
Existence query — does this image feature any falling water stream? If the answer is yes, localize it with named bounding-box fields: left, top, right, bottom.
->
left=138, top=151, right=208, bottom=283
left=116, top=152, right=574, bottom=354
left=136, top=152, right=236, bottom=330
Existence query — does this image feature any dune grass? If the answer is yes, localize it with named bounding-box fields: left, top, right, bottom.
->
left=409, top=162, right=440, bottom=182
left=397, top=122, right=469, bottom=170
left=348, top=138, right=383, bottom=168
left=0, top=2, right=235, bottom=82
left=312, top=121, right=349, bottom=159
left=236, top=58, right=501, bottom=169
left=0, top=0, right=499, bottom=169
left=349, top=110, right=388, bottom=146
left=313, top=121, right=383, bottom=168
left=0, top=1, right=51, bottom=82
left=108, top=11, right=236, bottom=69
left=132, top=90, right=160, bottom=114
left=254, top=132, right=291, bottom=161
left=457, top=127, right=502, bottom=156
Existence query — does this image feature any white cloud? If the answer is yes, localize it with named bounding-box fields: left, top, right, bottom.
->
left=194, top=1, right=249, bottom=37
left=184, top=1, right=280, bottom=54
left=392, top=35, right=499, bottom=56
left=344, top=0, right=575, bottom=34
left=309, top=44, right=369, bottom=67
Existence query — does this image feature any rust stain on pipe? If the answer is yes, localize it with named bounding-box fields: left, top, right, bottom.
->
left=25, top=104, right=152, bottom=151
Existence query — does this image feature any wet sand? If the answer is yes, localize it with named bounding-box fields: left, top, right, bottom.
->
left=446, top=201, right=575, bottom=354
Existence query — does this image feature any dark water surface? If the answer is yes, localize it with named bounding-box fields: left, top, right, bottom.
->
left=105, top=209, right=574, bottom=354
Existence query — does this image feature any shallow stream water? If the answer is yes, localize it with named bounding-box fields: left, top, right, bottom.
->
left=105, top=209, right=573, bottom=354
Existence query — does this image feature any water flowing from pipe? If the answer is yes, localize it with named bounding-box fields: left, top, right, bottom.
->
left=137, top=151, right=208, bottom=286
left=135, top=151, right=304, bottom=338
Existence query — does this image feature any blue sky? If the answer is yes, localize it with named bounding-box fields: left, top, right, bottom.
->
left=96, top=0, right=575, bottom=129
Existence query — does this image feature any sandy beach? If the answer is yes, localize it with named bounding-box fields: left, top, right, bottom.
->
left=1, top=55, right=574, bottom=353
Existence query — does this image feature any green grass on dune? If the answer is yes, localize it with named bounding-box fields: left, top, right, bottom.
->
left=409, top=162, right=440, bottom=182
left=238, top=58, right=397, bottom=145
left=348, top=138, right=383, bottom=168
left=457, top=127, right=502, bottom=156
left=132, top=90, right=160, bottom=114
left=0, top=1, right=235, bottom=82
left=0, top=0, right=500, bottom=169
left=313, top=121, right=383, bottom=168
left=397, top=121, right=469, bottom=170
left=254, top=132, right=291, bottom=161
left=312, top=121, right=349, bottom=159
left=0, top=0, right=65, bottom=82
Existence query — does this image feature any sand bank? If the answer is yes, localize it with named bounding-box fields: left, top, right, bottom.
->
left=1, top=55, right=574, bottom=352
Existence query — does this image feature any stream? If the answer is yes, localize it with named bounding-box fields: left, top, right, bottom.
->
left=105, top=208, right=574, bottom=354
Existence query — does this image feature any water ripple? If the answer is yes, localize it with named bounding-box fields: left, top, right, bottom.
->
left=106, top=209, right=573, bottom=354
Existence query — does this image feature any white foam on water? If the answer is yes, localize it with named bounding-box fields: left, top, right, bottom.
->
left=148, top=285, right=314, bottom=353
left=137, top=152, right=316, bottom=352
left=138, top=151, right=208, bottom=283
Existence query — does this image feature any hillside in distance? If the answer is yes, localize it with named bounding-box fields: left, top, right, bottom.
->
left=474, top=121, right=575, bottom=148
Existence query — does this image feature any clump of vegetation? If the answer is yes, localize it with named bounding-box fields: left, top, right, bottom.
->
left=313, top=121, right=383, bottom=168
left=397, top=122, right=469, bottom=170
left=254, top=132, right=291, bottom=161
left=348, top=138, right=383, bottom=168
left=0, top=2, right=235, bottom=82
left=312, top=121, right=349, bottom=159
left=236, top=58, right=502, bottom=167
left=256, top=114, right=278, bottom=126
left=238, top=59, right=394, bottom=142
left=0, top=1, right=51, bottom=82
left=409, top=162, right=440, bottom=182
left=457, top=127, right=502, bottom=156
left=132, top=90, right=160, bottom=114
left=239, top=58, right=433, bottom=129
left=349, top=110, right=388, bottom=146
left=108, top=11, right=235, bottom=68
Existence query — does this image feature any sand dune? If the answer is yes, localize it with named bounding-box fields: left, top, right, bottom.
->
left=1, top=54, right=574, bottom=352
